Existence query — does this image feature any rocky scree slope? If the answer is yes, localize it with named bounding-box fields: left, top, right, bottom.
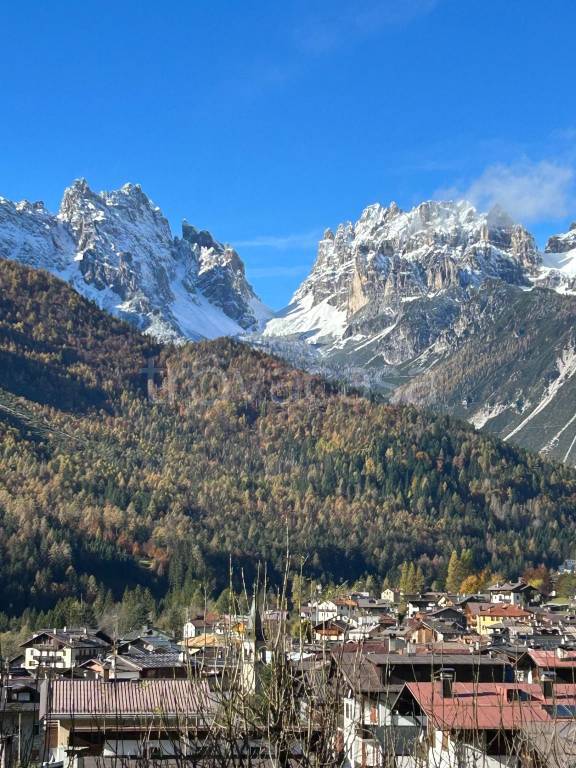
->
left=261, top=202, right=576, bottom=464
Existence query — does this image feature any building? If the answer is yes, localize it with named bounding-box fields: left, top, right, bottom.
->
left=79, top=650, right=187, bottom=680
left=0, top=681, right=41, bottom=768
left=397, top=678, right=576, bottom=768
left=488, top=580, right=541, bottom=608
left=336, top=650, right=511, bottom=768
left=40, top=679, right=217, bottom=765
left=20, top=628, right=111, bottom=673
left=475, top=603, right=532, bottom=636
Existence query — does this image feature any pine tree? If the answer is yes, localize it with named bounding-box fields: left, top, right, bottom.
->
left=399, top=562, right=411, bottom=594
left=414, top=566, right=425, bottom=593
left=446, top=551, right=464, bottom=593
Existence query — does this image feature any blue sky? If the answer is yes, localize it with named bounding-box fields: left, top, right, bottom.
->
left=1, top=0, right=575, bottom=308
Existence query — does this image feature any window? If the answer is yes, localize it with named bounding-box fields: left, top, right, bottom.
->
left=545, top=705, right=576, bottom=718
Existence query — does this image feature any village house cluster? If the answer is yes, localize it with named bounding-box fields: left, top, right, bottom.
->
left=3, top=574, right=576, bottom=768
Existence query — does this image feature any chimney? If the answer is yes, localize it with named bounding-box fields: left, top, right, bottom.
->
left=438, top=669, right=455, bottom=698
left=541, top=671, right=556, bottom=699
left=556, top=645, right=571, bottom=660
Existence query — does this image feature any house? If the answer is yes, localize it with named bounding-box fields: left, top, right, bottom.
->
left=354, top=597, right=392, bottom=615
left=488, top=579, right=541, bottom=607
left=20, top=628, right=111, bottom=673
left=428, top=606, right=467, bottom=629
left=182, top=614, right=218, bottom=639
left=405, top=597, right=439, bottom=618
left=347, top=617, right=396, bottom=643
left=396, top=677, right=576, bottom=768
left=475, top=603, right=532, bottom=636
left=519, top=648, right=576, bottom=684
left=0, top=681, right=42, bottom=768
left=405, top=618, right=464, bottom=645
left=336, top=650, right=511, bottom=768
left=40, top=679, right=218, bottom=764
left=313, top=619, right=349, bottom=643
left=79, top=650, right=187, bottom=680
left=380, top=589, right=400, bottom=605
left=117, top=634, right=181, bottom=656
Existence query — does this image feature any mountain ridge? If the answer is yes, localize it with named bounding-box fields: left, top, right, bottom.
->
left=260, top=202, right=576, bottom=465
left=3, top=184, right=576, bottom=466
left=0, top=179, right=272, bottom=343
left=1, top=257, right=576, bottom=614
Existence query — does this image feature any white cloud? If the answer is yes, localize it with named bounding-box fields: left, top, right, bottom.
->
left=235, top=231, right=321, bottom=250
left=440, top=160, right=575, bottom=223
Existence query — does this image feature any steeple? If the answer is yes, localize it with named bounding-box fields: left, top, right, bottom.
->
left=247, top=595, right=265, bottom=644
left=241, top=591, right=266, bottom=695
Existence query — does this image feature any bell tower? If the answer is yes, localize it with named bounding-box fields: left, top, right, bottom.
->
left=241, top=594, right=266, bottom=695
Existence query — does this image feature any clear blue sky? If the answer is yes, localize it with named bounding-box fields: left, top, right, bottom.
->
left=1, top=0, right=575, bottom=308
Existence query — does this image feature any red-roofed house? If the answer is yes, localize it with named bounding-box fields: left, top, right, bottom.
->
left=397, top=678, right=576, bottom=767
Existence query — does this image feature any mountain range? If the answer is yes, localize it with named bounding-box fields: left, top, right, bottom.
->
left=0, top=179, right=271, bottom=343
left=1, top=257, right=575, bottom=613
left=262, top=202, right=576, bottom=465
left=1, top=181, right=575, bottom=466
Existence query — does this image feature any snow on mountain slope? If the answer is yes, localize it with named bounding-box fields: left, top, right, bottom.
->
left=532, top=222, right=576, bottom=295
left=0, top=179, right=271, bottom=342
left=260, top=202, right=576, bottom=466
left=390, top=283, right=576, bottom=466
left=264, top=200, right=538, bottom=367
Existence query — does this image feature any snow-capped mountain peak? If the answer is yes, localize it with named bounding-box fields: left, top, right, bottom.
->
left=265, top=199, right=538, bottom=354
left=0, top=179, right=271, bottom=342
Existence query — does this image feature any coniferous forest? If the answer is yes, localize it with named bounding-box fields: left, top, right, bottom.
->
left=1, top=259, right=576, bottom=622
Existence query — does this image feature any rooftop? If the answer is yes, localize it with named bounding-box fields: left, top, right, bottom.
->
left=44, top=679, right=217, bottom=718
left=406, top=682, right=576, bottom=730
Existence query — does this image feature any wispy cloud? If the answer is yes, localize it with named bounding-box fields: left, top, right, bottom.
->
left=295, top=0, right=438, bottom=55
left=437, top=159, right=575, bottom=223
left=235, top=231, right=321, bottom=250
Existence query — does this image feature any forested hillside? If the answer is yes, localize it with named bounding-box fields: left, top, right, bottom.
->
left=393, top=284, right=576, bottom=461
left=1, top=259, right=576, bottom=617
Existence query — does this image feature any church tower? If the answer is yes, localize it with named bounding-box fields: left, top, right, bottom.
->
left=241, top=594, right=266, bottom=695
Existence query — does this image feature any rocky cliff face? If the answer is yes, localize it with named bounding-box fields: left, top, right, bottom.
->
left=264, top=200, right=539, bottom=364
left=534, top=222, right=576, bottom=296
left=261, top=202, right=576, bottom=466
left=391, top=284, right=576, bottom=466
left=0, top=179, right=271, bottom=342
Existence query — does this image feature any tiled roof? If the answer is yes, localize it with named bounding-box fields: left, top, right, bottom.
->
left=528, top=650, right=576, bottom=669
left=21, top=629, right=110, bottom=650
left=365, top=653, right=507, bottom=667
left=47, top=679, right=216, bottom=717
left=478, top=604, right=531, bottom=618
left=119, top=652, right=184, bottom=670
left=406, top=682, right=576, bottom=730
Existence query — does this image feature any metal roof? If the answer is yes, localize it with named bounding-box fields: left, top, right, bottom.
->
left=528, top=650, right=576, bottom=669
left=406, top=682, right=576, bottom=731
left=45, top=679, right=217, bottom=718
